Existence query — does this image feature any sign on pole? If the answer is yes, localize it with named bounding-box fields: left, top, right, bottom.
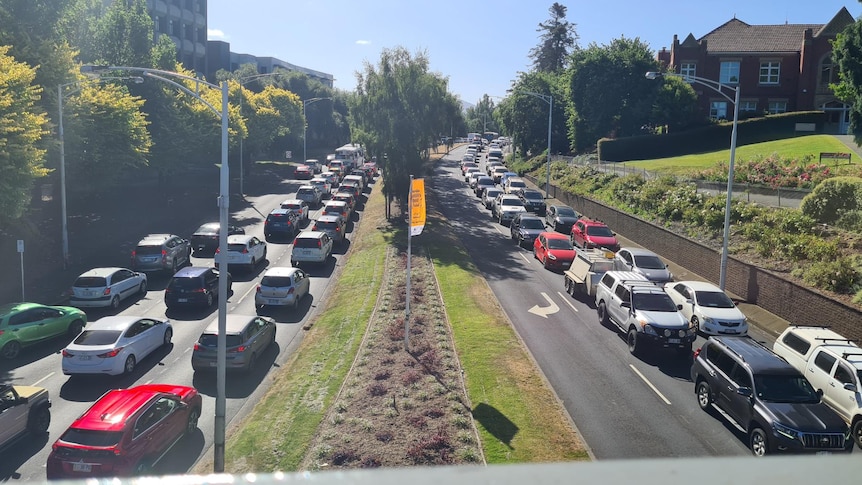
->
left=410, top=178, right=426, bottom=236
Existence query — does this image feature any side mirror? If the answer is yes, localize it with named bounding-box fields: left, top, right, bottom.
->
left=843, top=383, right=857, bottom=392
left=620, top=301, right=631, bottom=309
left=677, top=304, right=683, bottom=311
left=737, top=387, right=753, bottom=398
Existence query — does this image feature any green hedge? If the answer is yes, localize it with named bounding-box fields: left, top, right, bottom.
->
left=597, top=111, right=827, bottom=162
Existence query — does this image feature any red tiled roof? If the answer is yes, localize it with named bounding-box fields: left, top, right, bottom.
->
left=699, top=18, right=823, bottom=53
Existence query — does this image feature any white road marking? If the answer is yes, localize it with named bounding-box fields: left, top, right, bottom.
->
left=144, top=379, right=153, bottom=385
left=557, top=292, right=578, bottom=312
left=518, top=252, right=531, bottom=264
left=31, top=373, right=55, bottom=387
left=629, top=364, right=672, bottom=405
left=528, top=292, right=561, bottom=318
left=494, top=225, right=507, bottom=236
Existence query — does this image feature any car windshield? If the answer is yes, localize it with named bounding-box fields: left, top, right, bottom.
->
left=586, top=225, right=613, bottom=237
left=509, top=181, right=526, bottom=188
left=485, top=190, right=501, bottom=198
left=60, top=429, right=123, bottom=447
left=632, top=293, right=678, bottom=312
left=74, top=276, right=107, bottom=288
left=523, top=192, right=542, bottom=200
left=754, top=374, right=820, bottom=403
left=521, top=219, right=545, bottom=229
left=695, top=291, right=736, bottom=308
left=547, top=238, right=574, bottom=250
left=502, top=198, right=523, bottom=207
left=556, top=207, right=577, bottom=217
left=261, top=276, right=293, bottom=288
left=73, top=330, right=122, bottom=345
left=633, top=255, right=665, bottom=269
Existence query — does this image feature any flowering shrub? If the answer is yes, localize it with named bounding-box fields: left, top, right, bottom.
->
left=692, top=153, right=833, bottom=189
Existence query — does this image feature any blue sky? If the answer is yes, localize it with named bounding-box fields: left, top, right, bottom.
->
left=207, top=0, right=860, bottom=105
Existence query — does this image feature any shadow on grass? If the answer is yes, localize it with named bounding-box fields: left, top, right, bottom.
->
left=472, top=402, right=518, bottom=449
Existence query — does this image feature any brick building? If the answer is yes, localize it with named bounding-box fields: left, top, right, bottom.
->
left=657, top=8, right=855, bottom=134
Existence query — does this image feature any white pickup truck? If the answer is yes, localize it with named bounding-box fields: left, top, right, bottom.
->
left=772, top=325, right=862, bottom=449
left=563, top=248, right=616, bottom=299
left=0, top=384, right=51, bottom=448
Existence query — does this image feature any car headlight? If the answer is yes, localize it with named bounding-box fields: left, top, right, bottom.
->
left=703, top=316, right=716, bottom=325
left=641, top=323, right=657, bottom=335
left=773, top=422, right=801, bottom=441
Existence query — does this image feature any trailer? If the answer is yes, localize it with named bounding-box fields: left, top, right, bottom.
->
left=563, top=248, right=616, bottom=298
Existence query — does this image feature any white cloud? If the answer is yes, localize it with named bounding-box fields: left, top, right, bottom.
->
left=208, top=28, right=227, bottom=40
left=355, top=40, right=371, bottom=45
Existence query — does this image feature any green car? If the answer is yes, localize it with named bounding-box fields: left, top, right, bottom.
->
left=0, top=302, right=87, bottom=360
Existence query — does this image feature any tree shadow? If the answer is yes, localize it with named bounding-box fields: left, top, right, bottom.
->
left=0, top=431, right=50, bottom=480
left=471, top=402, right=518, bottom=449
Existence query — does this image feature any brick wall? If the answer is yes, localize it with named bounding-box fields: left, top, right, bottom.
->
left=526, top=175, right=862, bottom=340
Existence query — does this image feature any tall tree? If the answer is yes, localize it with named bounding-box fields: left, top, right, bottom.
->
left=649, top=75, right=700, bottom=133
left=832, top=12, right=862, bottom=143
left=93, top=0, right=153, bottom=67
left=497, top=71, right=568, bottom=157
left=465, top=95, right=498, bottom=134
left=0, top=46, right=50, bottom=224
left=528, top=3, right=578, bottom=73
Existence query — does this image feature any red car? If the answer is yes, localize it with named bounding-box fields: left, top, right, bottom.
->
left=293, top=164, right=312, bottom=180
left=46, top=384, right=202, bottom=479
left=533, top=231, right=576, bottom=271
left=571, top=218, right=620, bottom=252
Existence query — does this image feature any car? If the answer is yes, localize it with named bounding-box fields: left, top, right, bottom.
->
left=322, top=200, right=350, bottom=223
left=664, top=281, right=749, bottom=336
left=463, top=167, right=481, bottom=182
left=290, top=231, right=334, bottom=267
left=503, top=177, right=527, bottom=194
left=279, top=198, right=310, bottom=222
left=461, top=153, right=475, bottom=165
left=190, top=222, right=245, bottom=255
left=545, top=205, right=580, bottom=234
left=0, top=383, right=51, bottom=449
left=46, top=384, right=202, bottom=479
left=482, top=187, right=502, bottom=210
left=510, top=214, right=546, bottom=249
left=493, top=194, right=527, bottom=225
left=691, top=336, right=853, bottom=456
left=255, top=267, right=311, bottom=310
left=362, top=161, right=378, bottom=177
left=467, top=170, right=484, bottom=189
left=0, top=302, right=86, bottom=360
left=321, top=171, right=340, bottom=187
left=336, top=181, right=361, bottom=199
left=61, top=316, right=173, bottom=376
left=296, top=185, right=323, bottom=208
left=309, top=177, right=332, bottom=198
left=344, top=173, right=366, bottom=191
left=312, top=214, right=346, bottom=244
left=474, top=176, right=495, bottom=197
left=331, top=192, right=356, bottom=214
left=614, top=247, right=673, bottom=283
left=215, top=234, right=267, bottom=272
left=69, top=267, right=147, bottom=310
left=265, top=208, right=300, bottom=240
left=304, top=159, right=322, bottom=174
left=164, top=266, right=231, bottom=309
left=517, top=188, right=546, bottom=216
left=293, top=164, right=313, bottom=180
left=533, top=232, right=576, bottom=271
left=192, top=315, right=276, bottom=373
left=571, top=218, right=620, bottom=252
left=130, top=234, right=191, bottom=274
left=486, top=160, right=503, bottom=176
left=460, top=161, right=478, bottom=175
left=498, top=172, right=519, bottom=187
left=491, top=166, right=509, bottom=183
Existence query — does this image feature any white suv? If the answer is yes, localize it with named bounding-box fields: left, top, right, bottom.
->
left=290, top=231, right=333, bottom=267
left=215, top=235, right=267, bottom=272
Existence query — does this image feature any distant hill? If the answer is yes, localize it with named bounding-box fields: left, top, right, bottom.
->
left=460, top=99, right=474, bottom=112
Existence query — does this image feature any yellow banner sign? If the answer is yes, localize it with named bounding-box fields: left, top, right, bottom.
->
left=410, top=178, right=426, bottom=236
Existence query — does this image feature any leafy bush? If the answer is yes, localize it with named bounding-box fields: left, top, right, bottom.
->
left=800, top=176, right=862, bottom=224
left=800, top=257, right=860, bottom=293
left=693, top=153, right=833, bottom=189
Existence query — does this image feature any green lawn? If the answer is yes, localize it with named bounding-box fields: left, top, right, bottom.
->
left=623, top=135, right=853, bottom=175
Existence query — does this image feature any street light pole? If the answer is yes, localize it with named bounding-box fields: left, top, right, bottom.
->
left=302, top=97, right=332, bottom=162
left=81, top=65, right=230, bottom=471
left=646, top=71, right=740, bottom=291
left=519, top=91, right=553, bottom=199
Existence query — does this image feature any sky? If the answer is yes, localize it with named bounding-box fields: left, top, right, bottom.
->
left=207, top=0, right=861, bottom=105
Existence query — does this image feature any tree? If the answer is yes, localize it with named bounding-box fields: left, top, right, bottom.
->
left=0, top=46, right=50, bottom=224
left=497, top=71, right=568, bottom=157
left=465, top=95, right=498, bottom=134
left=567, top=37, right=659, bottom=152
left=92, top=0, right=153, bottom=67
left=528, top=3, right=578, bottom=73
left=649, top=75, right=700, bottom=133
left=832, top=14, right=862, bottom=143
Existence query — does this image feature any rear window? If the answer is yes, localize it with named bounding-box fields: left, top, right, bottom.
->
left=73, top=330, right=123, bottom=345
left=194, top=225, right=218, bottom=236
left=281, top=203, right=301, bottom=211
left=316, top=221, right=339, bottom=230
left=135, top=245, right=162, bottom=255
left=294, top=237, right=323, bottom=249
left=198, top=334, right=243, bottom=348
left=261, top=276, right=293, bottom=288
left=780, top=332, right=811, bottom=356
left=586, top=226, right=613, bottom=237
left=267, top=213, right=292, bottom=223
left=508, top=180, right=526, bottom=188
left=60, top=429, right=124, bottom=447
left=228, top=243, right=247, bottom=252
left=74, top=277, right=107, bottom=288
left=168, top=277, right=202, bottom=290
left=297, top=188, right=316, bottom=196
left=523, top=192, right=543, bottom=200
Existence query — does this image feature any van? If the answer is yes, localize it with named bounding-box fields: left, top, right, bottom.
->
left=290, top=231, right=334, bottom=267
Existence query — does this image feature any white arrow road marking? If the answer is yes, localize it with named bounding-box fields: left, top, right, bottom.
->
left=528, top=292, right=560, bottom=318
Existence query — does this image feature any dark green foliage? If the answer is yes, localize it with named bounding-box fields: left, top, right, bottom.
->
left=800, top=176, right=862, bottom=224
left=799, top=257, right=860, bottom=293
left=528, top=2, right=578, bottom=73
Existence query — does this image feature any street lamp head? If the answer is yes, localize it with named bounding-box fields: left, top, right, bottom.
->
left=645, top=71, right=662, bottom=80
left=80, top=65, right=110, bottom=77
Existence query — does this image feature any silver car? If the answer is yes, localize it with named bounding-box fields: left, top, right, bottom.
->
left=69, top=267, right=147, bottom=310
left=130, top=234, right=191, bottom=274
left=613, top=247, right=673, bottom=283
left=255, top=267, right=310, bottom=310
left=191, top=315, right=276, bottom=373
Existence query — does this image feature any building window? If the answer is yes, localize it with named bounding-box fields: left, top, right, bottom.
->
left=710, top=101, right=728, bottom=119
left=197, top=27, right=206, bottom=43
left=767, top=101, right=787, bottom=114
left=185, top=0, right=193, bottom=10
left=168, top=19, right=174, bottom=36
left=820, top=55, right=838, bottom=88
left=680, top=62, right=696, bottom=82
left=759, top=61, right=780, bottom=84
left=740, top=101, right=758, bottom=113
left=720, top=61, right=740, bottom=84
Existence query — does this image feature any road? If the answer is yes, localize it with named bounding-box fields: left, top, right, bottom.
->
left=435, top=146, right=780, bottom=459
left=0, top=174, right=373, bottom=481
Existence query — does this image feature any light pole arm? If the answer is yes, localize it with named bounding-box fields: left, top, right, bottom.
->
left=646, top=71, right=738, bottom=104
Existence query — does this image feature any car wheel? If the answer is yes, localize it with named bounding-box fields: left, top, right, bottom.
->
left=206, top=292, right=214, bottom=307
left=123, top=355, right=136, bottom=375
left=163, top=328, right=173, bottom=346
left=134, top=460, right=152, bottom=476
left=597, top=301, right=609, bottom=325
left=749, top=427, right=769, bottom=457
left=1, top=341, right=21, bottom=360
left=186, top=408, right=200, bottom=436
left=851, top=419, right=862, bottom=450
left=138, top=280, right=147, bottom=295
left=627, top=327, right=640, bottom=355
left=696, top=381, right=712, bottom=411
left=691, top=316, right=701, bottom=333
left=564, top=278, right=572, bottom=295
left=110, top=295, right=120, bottom=310
left=27, top=405, right=51, bottom=434
left=68, top=320, right=84, bottom=337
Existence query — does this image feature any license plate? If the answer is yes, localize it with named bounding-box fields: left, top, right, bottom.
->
left=78, top=355, right=91, bottom=361
left=668, top=338, right=681, bottom=344
left=73, top=463, right=92, bottom=473
left=268, top=299, right=280, bottom=304
left=178, top=298, right=188, bottom=303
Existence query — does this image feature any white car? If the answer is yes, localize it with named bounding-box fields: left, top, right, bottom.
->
left=664, top=281, right=748, bottom=336
left=215, top=234, right=267, bottom=272
left=255, top=267, right=311, bottom=310
left=280, top=198, right=310, bottom=222
left=494, top=195, right=527, bottom=224
left=62, top=316, right=172, bottom=376
left=291, top=231, right=334, bottom=267
left=69, top=267, right=147, bottom=309
left=310, top=177, right=332, bottom=197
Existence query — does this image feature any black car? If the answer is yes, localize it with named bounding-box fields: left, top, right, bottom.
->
left=545, top=205, right=580, bottom=234
left=509, top=214, right=546, bottom=249
left=165, top=266, right=231, bottom=309
left=518, top=189, right=547, bottom=216
left=191, top=222, right=245, bottom=255
left=691, top=336, right=853, bottom=456
left=264, top=209, right=300, bottom=241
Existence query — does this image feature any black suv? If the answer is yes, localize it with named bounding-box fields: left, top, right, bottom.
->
left=264, top=209, right=300, bottom=241
left=518, top=189, right=547, bottom=216
left=691, top=336, right=852, bottom=456
left=165, top=267, right=232, bottom=309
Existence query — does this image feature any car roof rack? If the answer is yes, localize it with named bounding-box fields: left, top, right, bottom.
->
left=841, top=351, right=862, bottom=359
left=815, top=337, right=858, bottom=344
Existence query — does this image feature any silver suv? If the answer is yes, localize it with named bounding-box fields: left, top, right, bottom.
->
left=130, top=234, right=191, bottom=274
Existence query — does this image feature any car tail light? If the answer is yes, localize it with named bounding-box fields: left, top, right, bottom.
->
left=288, top=287, right=295, bottom=294
left=62, top=349, right=73, bottom=358
left=312, top=224, right=318, bottom=230
left=256, top=286, right=262, bottom=293
left=693, top=348, right=702, bottom=359
left=193, top=343, right=201, bottom=351
left=193, top=287, right=205, bottom=293
left=103, top=287, right=111, bottom=295
left=229, top=345, right=247, bottom=353
left=317, top=240, right=322, bottom=248
left=242, top=248, right=249, bottom=254
left=215, top=248, right=220, bottom=254
left=97, top=347, right=124, bottom=358
left=335, top=226, right=340, bottom=232
left=161, top=249, right=168, bottom=262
